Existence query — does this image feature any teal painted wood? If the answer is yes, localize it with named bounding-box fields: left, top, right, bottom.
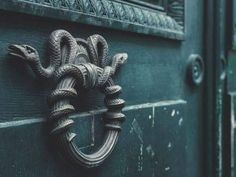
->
left=233, top=0, right=236, bottom=49
left=225, top=51, right=236, bottom=177
left=0, top=0, right=206, bottom=176
left=0, top=103, right=187, bottom=177
left=0, top=11, right=185, bottom=122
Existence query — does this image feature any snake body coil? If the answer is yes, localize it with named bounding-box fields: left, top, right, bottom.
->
left=8, top=29, right=128, bottom=168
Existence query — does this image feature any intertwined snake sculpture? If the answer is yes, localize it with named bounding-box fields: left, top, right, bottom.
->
left=8, top=29, right=127, bottom=168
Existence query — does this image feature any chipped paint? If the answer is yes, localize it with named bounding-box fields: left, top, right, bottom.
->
left=129, top=126, right=134, bottom=134
left=0, top=118, right=45, bottom=128
left=152, top=106, right=155, bottom=127
left=178, top=117, right=183, bottom=126
left=165, top=166, right=171, bottom=171
left=138, top=144, right=144, bottom=172
left=168, top=142, right=172, bottom=149
left=146, top=144, right=155, bottom=157
left=90, top=112, right=95, bottom=146
left=171, top=109, right=176, bottom=117
left=140, top=143, right=143, bottom=156
left=0, top=100, right=186, bottom=129
left=152, top=106, right=155, bottom=118
left=176, top=110, right=180, bottom=115
left=216, top=88, right=223, bottom=176
left=148, top=115, right=152, bottom=119
left=152, top=161, right=158, bottom=177
left=132, top=118, right=143, bottom=143
left=124, top=100, right=186, bottom=111
left=229, top=93, right=236, bottom=177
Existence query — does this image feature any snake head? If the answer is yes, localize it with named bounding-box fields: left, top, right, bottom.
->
left=8, top=44, right=39, bottom=63
left=113, top=53, right=128, bottom=65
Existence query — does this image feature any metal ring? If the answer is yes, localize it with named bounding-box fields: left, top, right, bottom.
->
left=49, top=64, right=125, bottom=168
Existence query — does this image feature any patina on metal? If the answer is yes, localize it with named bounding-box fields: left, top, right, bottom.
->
left=8, top=29, right=128, bottom=168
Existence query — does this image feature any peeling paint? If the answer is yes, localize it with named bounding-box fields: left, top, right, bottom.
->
left=216, top=88, right=223, bottom=175
left=176, top=110, right=180, bottom=115
left=138, top=144, right=144, bottom=172
left=178, top=117, right=183, bottom=126
left=152, top=106, right=155, bottom=127
left=171, top=109, right=176, bottom=117
left=140, top=143, right=143, bottom=156
left=132, top=118, right=143, bottom=143
left=129, top=127, right=134, bottom=134
left=0, top=100, right=186, bottom=129
left=165, top=166, right=171, bottom=171
left=168, top=142, right=172, bottom=149
left=125, top=100, right=186, bottom=112
left=90, top=112, right=95, bottom=146
left=148, top=115, right=152, bottom=119
left=146, top=144, right=155, bottom=157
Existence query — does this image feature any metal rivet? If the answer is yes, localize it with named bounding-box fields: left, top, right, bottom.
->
left=187, top=54, right=204, bottom=86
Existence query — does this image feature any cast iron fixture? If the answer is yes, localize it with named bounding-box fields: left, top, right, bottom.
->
left=8, top=29, right=127, bottom=168
left=187, top=54, right=204, bottom=86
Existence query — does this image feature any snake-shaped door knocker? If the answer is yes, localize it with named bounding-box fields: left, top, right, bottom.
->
left=8, top=29, right=127, bottom=168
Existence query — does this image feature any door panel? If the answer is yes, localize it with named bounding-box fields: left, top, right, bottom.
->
left=0, top=0, right=204, bottom=177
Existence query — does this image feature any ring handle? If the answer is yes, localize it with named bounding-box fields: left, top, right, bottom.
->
left=8, top=29, right=128, bottom=168
left=49, top=65, right=125, bottom=168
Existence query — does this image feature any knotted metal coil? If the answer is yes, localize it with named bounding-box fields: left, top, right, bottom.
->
left=8, top=29, right=127, bottom=168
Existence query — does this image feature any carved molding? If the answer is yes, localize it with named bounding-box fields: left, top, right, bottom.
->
left=0, top=0, right=185, bottom=40
left=167, top=0, right=184, bottom=27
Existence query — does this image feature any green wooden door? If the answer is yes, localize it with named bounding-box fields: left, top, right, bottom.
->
left=0, top=0, right=209, bottom=177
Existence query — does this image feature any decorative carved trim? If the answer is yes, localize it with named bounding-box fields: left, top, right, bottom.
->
left=167, top=0, right=184, bottom=27
left=0, top=0, right=184, bottom=40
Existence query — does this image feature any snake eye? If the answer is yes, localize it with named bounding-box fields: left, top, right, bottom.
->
left=24, top=45, right=35, bottom=54
left=118, top=53, right=128, bottom=62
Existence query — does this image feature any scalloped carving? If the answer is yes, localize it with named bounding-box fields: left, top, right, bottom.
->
left=0, top=0, right=185, bottom=40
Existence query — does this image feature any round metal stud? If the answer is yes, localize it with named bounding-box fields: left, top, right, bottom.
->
left=187, top=54, right=204, bottom=86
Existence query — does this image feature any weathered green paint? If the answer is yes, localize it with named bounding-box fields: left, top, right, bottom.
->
left=0, top=0, right=209, bottom=177
left=232, top=0, right=236, bottom=50
left=0, top=103, right=188, bottom=177
left=225, top=51, right=236, bottom=177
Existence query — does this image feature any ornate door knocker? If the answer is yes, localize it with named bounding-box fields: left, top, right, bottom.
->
left=8, top=29, right=127, bottom=168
